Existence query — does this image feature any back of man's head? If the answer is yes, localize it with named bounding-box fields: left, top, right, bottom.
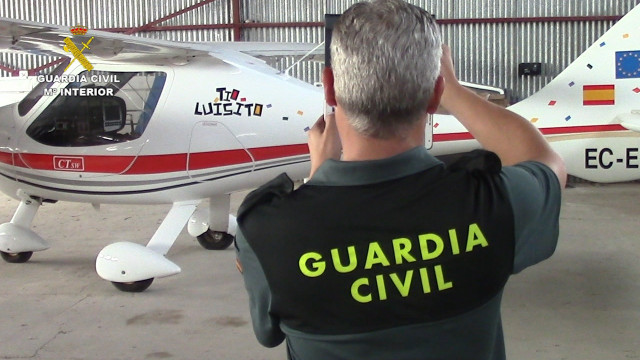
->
left=331, top=0, right=442, bottom=139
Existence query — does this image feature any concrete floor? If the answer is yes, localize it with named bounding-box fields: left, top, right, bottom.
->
left=0, top=182, right=638, bottom=359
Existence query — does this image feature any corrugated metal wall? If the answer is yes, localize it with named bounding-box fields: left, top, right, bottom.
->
left=1, top=0, right=640, bottom=101
left=0, top=0, right=231, bottom=29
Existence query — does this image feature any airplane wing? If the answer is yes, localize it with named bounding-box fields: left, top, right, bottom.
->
left=0, top=17, right=214, bottom=63
left=617, top=111, right=640, bottom=133
left=1, top=16, right=497, bottom=92
left=211, top=42, right=324, bottom=62
left=0, top=16, right=325, bottom=72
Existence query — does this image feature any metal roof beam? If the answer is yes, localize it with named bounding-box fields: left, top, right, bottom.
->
left=124, top=0, right=220, bottom=35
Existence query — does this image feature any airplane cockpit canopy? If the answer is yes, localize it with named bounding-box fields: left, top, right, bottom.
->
left=18, top=59, right=70, bottom=117
left=24, top=70, right=166, bottom=147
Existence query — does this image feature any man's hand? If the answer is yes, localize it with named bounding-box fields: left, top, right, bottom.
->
left=308, top=113, right=342, bottom=178
left=437, top=44, right=566, bottom=187
left=439, top=44, right=465, bottom=113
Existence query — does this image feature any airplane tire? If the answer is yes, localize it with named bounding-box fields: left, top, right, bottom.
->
left=112, top=278, right=154, bottom=292
left=196, top=229, right=234, bottom=250
left=0, top=251, right=33, bottom=263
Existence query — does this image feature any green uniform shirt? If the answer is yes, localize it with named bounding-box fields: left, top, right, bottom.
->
left=236, top=147, right=562, bottom=359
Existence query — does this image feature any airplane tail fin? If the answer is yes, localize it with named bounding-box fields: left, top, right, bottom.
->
left=508, top=4, right=640, bottom=130
left=507, top=4, right=640, bottom=183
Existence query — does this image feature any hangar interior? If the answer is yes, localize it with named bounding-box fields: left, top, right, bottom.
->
left=0, top=1, right=639, bottom=360
left=1, top=0, right=640, bottom=102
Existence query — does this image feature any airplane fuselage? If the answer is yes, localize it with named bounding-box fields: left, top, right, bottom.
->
left=0, top=55, right=320, bottom=204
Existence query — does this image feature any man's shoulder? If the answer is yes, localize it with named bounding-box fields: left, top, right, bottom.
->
left=500, top=160, right=561, bottom=197
left=237, top=173, right=295, bottom=221
left=447, top=149, right=502, bottom=175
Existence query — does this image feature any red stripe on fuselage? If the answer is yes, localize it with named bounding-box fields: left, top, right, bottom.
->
left=0, top=144, right=310, bottom=175
left=433, top=124, right=627, bottom=142
left=186, top=150, right=252, bottom=172
left=0, top=125, right=628, bottom=175
left=0, top=152, right=12, bottom=165
left=125, top=153, right=187, bottom=174
left=539, top=124, right=626, bottom=135
left=19, top=153, right=134, bottom=173
left=250, top=144, right=310, bottom=161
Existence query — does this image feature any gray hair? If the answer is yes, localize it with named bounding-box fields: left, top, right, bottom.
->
left=331, top=0, right=442, bottom=139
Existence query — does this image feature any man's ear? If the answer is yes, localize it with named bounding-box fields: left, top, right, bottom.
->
left=323, top=67, right=337, bottom=107
left=426, top=75, right=444, bottom=114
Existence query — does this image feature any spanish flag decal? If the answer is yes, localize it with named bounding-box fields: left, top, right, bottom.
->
left=583, top=85, right=615, bottom=106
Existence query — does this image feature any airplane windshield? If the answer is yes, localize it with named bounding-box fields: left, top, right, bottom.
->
left=26, top=71, right=166, bottom=147
left=18, top=59, right=71, bottom=116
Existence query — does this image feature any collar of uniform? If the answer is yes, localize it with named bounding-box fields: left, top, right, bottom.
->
left=307, top=146, right=443, bottom=186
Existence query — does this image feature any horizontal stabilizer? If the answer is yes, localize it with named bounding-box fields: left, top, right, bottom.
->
left=617, top=111, right=640, bottom=132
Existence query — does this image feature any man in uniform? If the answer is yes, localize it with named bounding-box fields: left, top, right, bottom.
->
left=235, top=0, right=566, bottom=359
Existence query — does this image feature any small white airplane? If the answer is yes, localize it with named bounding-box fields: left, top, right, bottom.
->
left=0, top=20, right=323, bottom=292
left=0, top=4, right=638, bottom=292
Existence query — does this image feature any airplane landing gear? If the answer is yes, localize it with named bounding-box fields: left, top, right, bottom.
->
left=188, top=194, right=236, bottom=251
left=96, top=202, right=196, bottom=292
left=0, top=194, right=49, bottom=263
left=196, top=229, right=234, bottom=250
left=112, top=278, right=154, bottom=292
left=96, top=241, right=182, bottom=292
left=0, top=250, right=33, bottom=263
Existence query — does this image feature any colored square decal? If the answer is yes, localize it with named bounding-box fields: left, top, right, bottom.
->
left=616, top=50, right=640, bottom=79
left=253, top=104, right=263, bottom=116
left=583, top=84, right=615, bottom=106
left=548, top=100, right=557, bottom=106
